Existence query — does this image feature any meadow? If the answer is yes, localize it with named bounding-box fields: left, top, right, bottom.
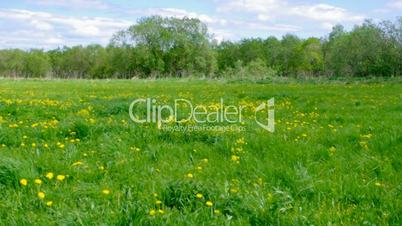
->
left=0, top=79, right=401, bottom=225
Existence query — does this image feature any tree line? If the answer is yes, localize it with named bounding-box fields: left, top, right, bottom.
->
left=0, top=16, right=401, bottom=79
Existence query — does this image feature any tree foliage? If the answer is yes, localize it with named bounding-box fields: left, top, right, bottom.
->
left=0, top=16, right=400, bottom=79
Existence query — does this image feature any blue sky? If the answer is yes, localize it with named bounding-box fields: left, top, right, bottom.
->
left=0, top=0, right=401, bottom=49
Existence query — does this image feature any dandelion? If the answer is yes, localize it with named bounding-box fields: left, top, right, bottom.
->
left=72, top=161, right=83, bottom=167
left=46, top=172, right=54, bottom=180
left=102, top=189, right=111, bottom=195
left=31, top=143, right=36, bottom=148
left=206, top=201, right=213, bottom=207
left=196, top=193, right=203, bottom=199
left=149, top=209, right=156, bottom=216
left=361, top=134, right=373, bottom=139
left=375, top=182, right=383, bottom=187
left=9, top=124, right=18, bottom=128
left=186, top=173, right=193, bottom=178
left=231, top=155, right=240, bottom=162
left=38, top=191, right=45, bottom=199
left=56, top=175, right=66, bottom=181
left=46, top=201, right=53, bottom=207
left=236, top=138, right=245, bottom=145
left=214, top=209, right=221, bottom=215
left=158, top=209, right=165, bottom=214
left=360, top=141, right=369, bottom=149
left=230, top=188, right=238, bottom=193
left=329, top=146, right=336, bottom=155
left=34, top=179, right=42, bottom=185
left=20, top=179, right=28, bottom=186
left=155, top=200, right=162, bottom=205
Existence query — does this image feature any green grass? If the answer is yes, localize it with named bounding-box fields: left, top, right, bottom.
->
left=0, top=79, right=401, bottom=225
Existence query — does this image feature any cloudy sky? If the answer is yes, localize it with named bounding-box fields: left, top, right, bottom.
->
left=0, top=0, right=401, bottom=49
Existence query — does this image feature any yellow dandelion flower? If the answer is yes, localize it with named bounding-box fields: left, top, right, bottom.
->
left=231, top=155, right=240, bottom=162
left=34, top=179, right=42, bottom=185
left=155, top=200, right=162, bottom=205
left=38, top=191, right=45, bottom=199
left=46, top=201, right=53, bottom=207
left=206, top=201, right=213, bottom=207
left=230, top=188, right=238, bottom=193
left=72, top=161, right=83, bottom=167
left=102, top=189, right=111, bottom=195
left=56, top=175, right=66, bottom=181
left=158, top=209, right=165, bottom=214
left=375, top=182, right=383, bottom=187
left=214, top=209, right=221, bottom=215
left=46, top=172, right=54, bottom=180
left=20, top=179, right=28, bottom=186
left=196, top=193, right=203, bottom=199
left=149, top=209, right=156, bottom=216
left=186, top=173, right=193, bottom=178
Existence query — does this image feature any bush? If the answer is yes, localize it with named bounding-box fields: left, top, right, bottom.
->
left=220, top=59, right=277, bottom=81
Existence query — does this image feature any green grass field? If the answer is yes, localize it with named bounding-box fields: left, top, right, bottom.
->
left=0, top=79, right=401, bottom=225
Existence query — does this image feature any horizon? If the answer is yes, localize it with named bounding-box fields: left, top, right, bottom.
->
left=0, top=0, right=401, bottom=50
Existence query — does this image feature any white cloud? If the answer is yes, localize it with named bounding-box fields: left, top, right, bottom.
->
left=127, top=7, right=301, bottom=40
left=218, top=0, right=284, bottom=14
left=232, top=21, right=301, bottom=32
left=26, top=0, right=110, bottom=9
left=130, top=8, right=227, bottom=26
left=290, top=4, right=364, bottom=23
left=387, top=0, right=402, bottom=9
left=0, top=9, right=132, bottom=49
left=209, top=28, right=236, bottom=42
left=30, top=19, right=53, bottom=31
left=217, top=0, right=364, bottom=27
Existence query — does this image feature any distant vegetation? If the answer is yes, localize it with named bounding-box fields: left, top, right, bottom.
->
left=0, top=16, right=401, bottom=79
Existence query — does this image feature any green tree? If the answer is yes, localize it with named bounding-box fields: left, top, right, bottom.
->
left=22, top=50, right=51, bottom=78
left=111, top=16, right=216, bottom=77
